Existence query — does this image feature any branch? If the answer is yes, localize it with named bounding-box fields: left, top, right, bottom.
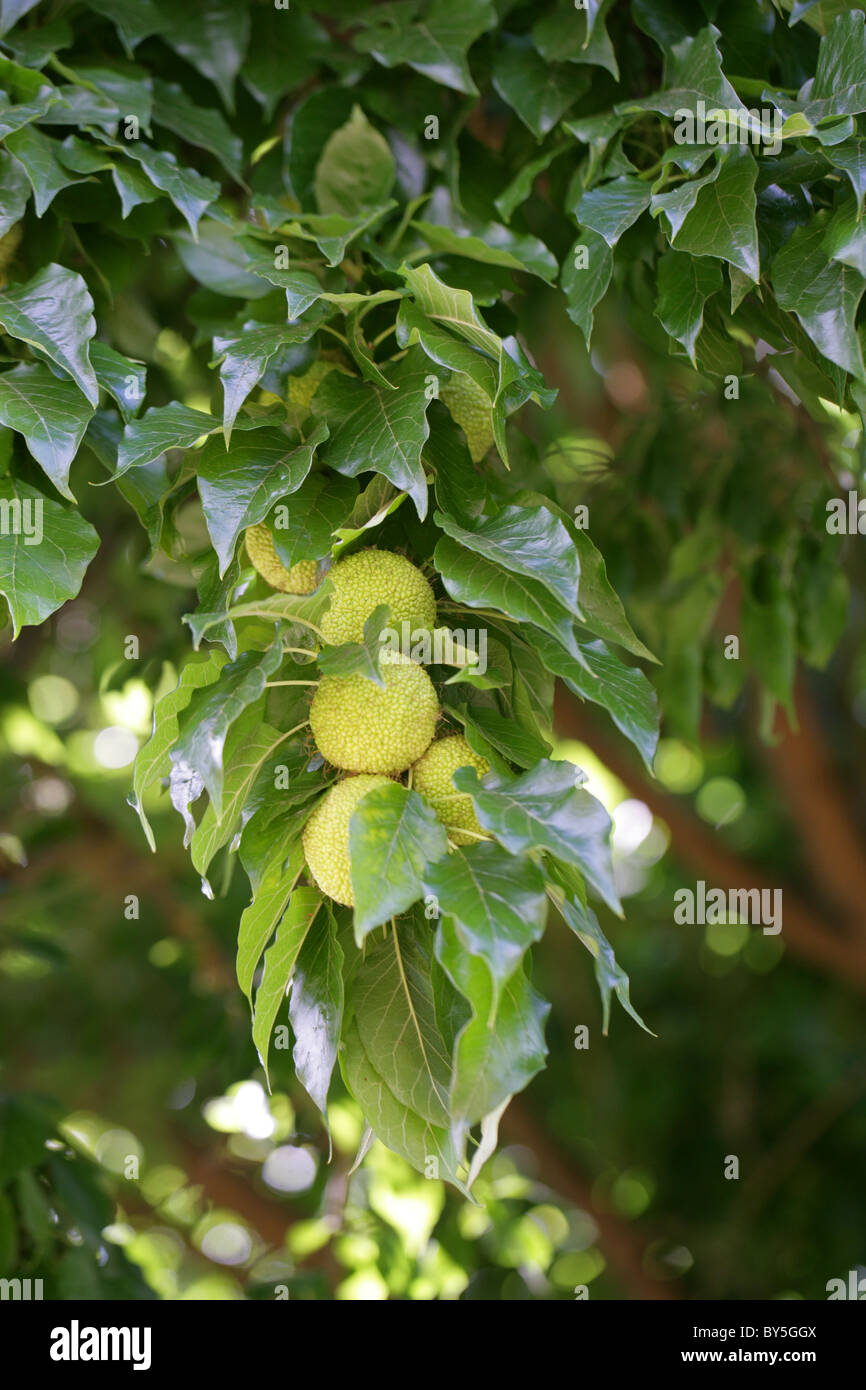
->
left=759, top=677, right=866, bottom=936
left=554, top=686, right=866, bottom=991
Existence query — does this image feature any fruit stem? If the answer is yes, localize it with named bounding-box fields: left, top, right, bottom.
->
left=319, top=324, right=350, bottom=348
left=369, top=323, right=397, bottom=349
left=265, top=680, right=319, bottom=687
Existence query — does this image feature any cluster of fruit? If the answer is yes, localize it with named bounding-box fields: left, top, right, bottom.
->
left=246, top=530, right=490, bottom=907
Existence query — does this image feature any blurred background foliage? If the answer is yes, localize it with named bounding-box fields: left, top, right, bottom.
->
left=2, top=252, right=865, bottom=1300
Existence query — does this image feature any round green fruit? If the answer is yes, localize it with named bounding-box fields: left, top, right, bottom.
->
left=0, top=223, right=22, bottom=286
left=310, top=655, right=438, bottom=774
left=302, top=774, right=392, bottom=906
left=287, top=359, right=339, bottom=412
left=440, top=374, right=494, bottom=463
left=412, top=734, right=490, bottom=846
left=320, top=548, right=436, bottom=646
left=245, top=524, right=320, bottom=594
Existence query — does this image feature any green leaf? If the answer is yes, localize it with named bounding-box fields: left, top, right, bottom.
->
left=316, top=603, right=390, bottom=688
left=0, top=147, right=31, bottom=235
left=74, top=62, right=154, bottom=133
left=0, top=264, right=98, bottom=405
left=171, top=643, right=284, bottom=818
left=269, top=471, right=359, bottom=567
left=454, top=758, right=620, bottom=915
left=532, top=2, right=619, bottom=79
left=90, top=342, right=146, bottom=422
left=271, top=206, right=395, bottom=269
left=741, top=560, right=797, bottom=717
left=656, top=249, right=724, bottom=363
left=768, top=10, right=866, bottom=123
left=4, top=125, right=83, bottom=213
left=575, top=176, right=652, bottom=248
left=559, top=893, right=653, bottom=1035
left=566, top=521, right=658, bottom=662
left=111, top=158, right=161, bottom=218
left=193, top=551, right=240, bottom=660
left=411, top=218, right=558, bottom=284
left=434, top=532, right=590, bottom=667
left=529, top=630, right=660, bottom=772
left=0, top=363, right=94, bottom=499
left=341, top=1013, right=466, bottom=1189
left=668, top=150, right=760, bottom=283
left=773, top=216, right=866, bottom=381
left=435, top=916, right=548, bottom=1124
left=120, top=142, right=220, bottom=236
left=354, top=0, right=497, bottom=96
left=398, top=302, right=502, bottom=458
left=494, top=142, right=568, bottom=223
left=314, top=103, right=396, bottom=217
left=824, top=204, right=866, bottom=277
left=0, top=88, right=55, bottom=141
left=491, top=37, right=590, bottom=138
left=130, top=651, right=228, bottom=851
left=289, top=903, right=344, bottom=1127
left=243, top=9, right=328, bottom=120
left=0, top=0, right=41, bottom=38
left=185, top=586, right=332, bottom=649
left=651, top=158, right=722, bottom=240
left=561, top=230, right=613, bottom=347
left=174, top=222, right=272, bottom=299
left=0, top=476, right=99, bottom=638
left=237, top=840, right=305, bottom=1003
left=349, top=782, right=450, bottom=940
left=84, top=0, right=162, bottom=53
left=616, top=24, right=742, bottom=121
left=349, top=923, right=452, bottom=1125
left=253, top=887, right=322, bottom=1085
left=214, top=320, right=323, bottom=438
left=435, top=503, right=581, bottom=618
left=197, top=424, right=323, bottom=575
left=451, top=703, right=551, bottom=770
left=154, top=0, right=250, bottom=111
left=423, top=842, right=547, bottom=1013
left=15, top=1168, right=52, bottom=1262
left=824, top=138, right=866, bottom=205
left=242, top=243, right=402, bottom=317
left=190, top=712, right=303, bottom=872
left=316, top=348, right=432, bottom=519
left=152, top=79, right=243, bottom=180
left=115, top=401, right=219, bottom=478
left=0, top=1094, right=56, bottom=1182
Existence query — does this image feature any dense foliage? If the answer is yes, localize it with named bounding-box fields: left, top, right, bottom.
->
left=1, top=0, right=865, bottom=1205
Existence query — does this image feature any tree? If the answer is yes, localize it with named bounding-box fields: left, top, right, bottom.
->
left=1, top=0, right=864, bottom=1243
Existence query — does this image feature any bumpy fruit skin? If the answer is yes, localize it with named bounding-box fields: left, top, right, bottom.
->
left=245, top=524, right=319, bottom=594
left=303, top=774, right=392, bottom=906
left=320, top=548, right=437, bottom=646
left=440, top=374, right=494, bottom=463
left=310, top=655, right=438, bottom=774
left=287, top=359, right=338, bottom=412
left=0, top=223, right=22, bottom=287
left=412, top=734, right=490, bottom=845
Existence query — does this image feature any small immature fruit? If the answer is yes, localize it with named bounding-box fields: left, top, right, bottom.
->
left=440, top=373, right=495, bottom=463
left=320, top=548, right=437, bottom=646
left=303, top=774, right=392, bottom=906
left=310, top=655, right=438, bottom=774
left=0, top=223, right=22, bottom=287
left=245, top=524, right=319, bottom=594
left=287, top=359, right=338, bottom=412
left=412, top=734, right=490, bottom=846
